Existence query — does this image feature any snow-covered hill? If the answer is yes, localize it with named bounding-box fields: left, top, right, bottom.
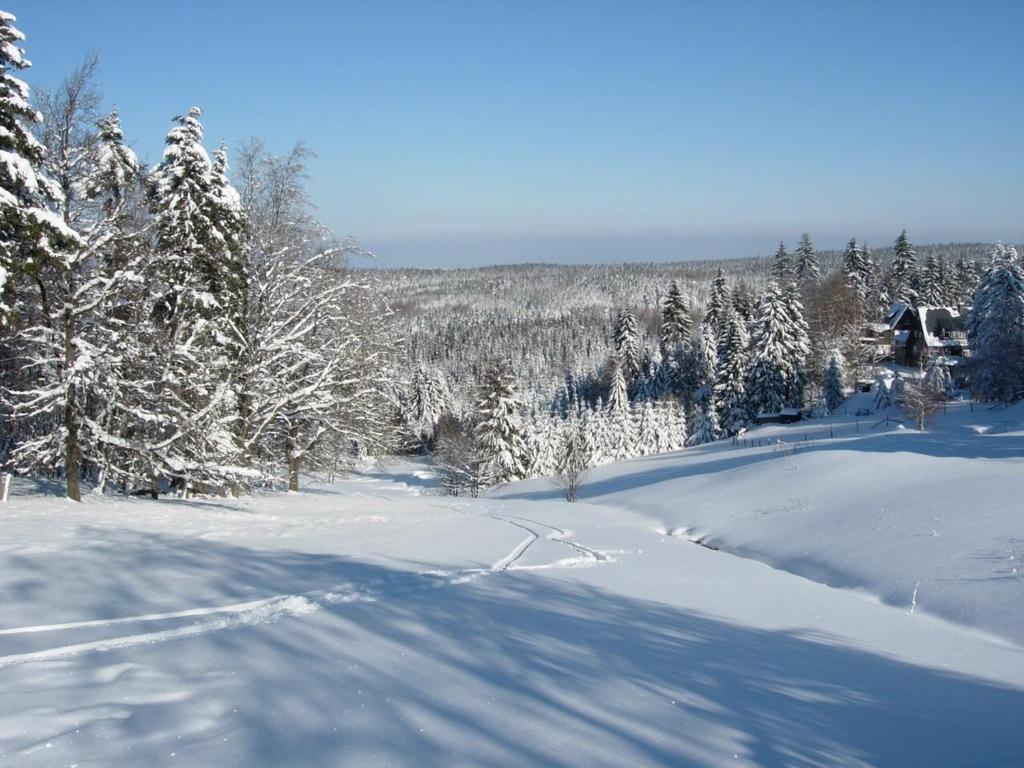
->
left=2, top=406, right=1023, bottom=766
left=495, top=396, right=1024, bottom=645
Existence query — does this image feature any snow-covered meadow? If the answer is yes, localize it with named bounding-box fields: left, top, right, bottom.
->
left=2, top=401, right=1023, bottom=767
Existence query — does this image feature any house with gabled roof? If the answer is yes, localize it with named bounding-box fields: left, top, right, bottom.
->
left=887, top=303, right=970, bottom=372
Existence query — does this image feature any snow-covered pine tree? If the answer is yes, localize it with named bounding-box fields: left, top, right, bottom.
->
left=649, top=401, right=670, bottom=454
left=602, top=356, right=635, bottom=461
left=0, top=11, right=75, bottom=324
left=782, top=281, right=810, bottom=408
left=714, top=308, right=751, bottom=435
left=967, top=245, right=1024, bottom=402
left=634, top=400, right=658, bottom=456
left=4, top=56, right=149, bottom=501
left=659, top=280, right=691, bottom=354
left=953, top=256, right=979, bottom=305
left=861, top=242, right=888, bottom=319
left=771, top=242, right=792, bottom=284
left=703, top=268, right=730, bottom=338
left=605, top=398, right=635, bottom=461
left=683, top=323, right=717, bottom=404
left=474, top=359, right=529, bottom=484
left=581, top=401, right=606, bottom=466
left=76, top=108, right=149, bottom=491
left=612, top=307, right=642, bottom=379
left=661, top=400, right=686, bottom=451
left=606, top=356, right=629, bottom=411
left=731, top=282, right=757, bottom=325
left=842, top=238, right=867, bottom=304
left=748, top=283, right=791, bottom=417
left=794, top=233, right=820, bottom=286
left=146, top=107, right=248, bottom=492
left=686, top=390, right=719, bottom=446
left=919, top=253, right=943, bottom=306
left=889, top=230, right=918, bottom=305
left=530, top=411, right=562, bottom=477
left=405, top=365, right=449, bottom=447
left=822, top=349, right=846, bottom=412
left=208, top=143, right=248, bottom=341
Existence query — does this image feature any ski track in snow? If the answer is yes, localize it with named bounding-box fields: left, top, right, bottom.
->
left=0, top=494, right=611, bottom=668
left=0, top=596, right=318, bottom=669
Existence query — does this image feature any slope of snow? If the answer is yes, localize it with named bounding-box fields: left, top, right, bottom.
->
left=1, top=444, right=1023, bottom=766
left=497, top=398, right=1024, bottom=644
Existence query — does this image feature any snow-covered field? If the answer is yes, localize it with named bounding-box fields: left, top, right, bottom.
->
left=2, top=404, right=1024, bottom=767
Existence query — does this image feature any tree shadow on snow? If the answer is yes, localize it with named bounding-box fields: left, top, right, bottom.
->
left=2, top=530, right=1023, bottom=767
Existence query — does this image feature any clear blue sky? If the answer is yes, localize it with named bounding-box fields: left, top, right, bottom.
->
left=14, top=1, right=1024, bottom=266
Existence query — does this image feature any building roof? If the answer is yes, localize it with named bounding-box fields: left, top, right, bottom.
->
left=917, top=306, right=967, bottom=349
left=886, top=303, right=913, bottom=330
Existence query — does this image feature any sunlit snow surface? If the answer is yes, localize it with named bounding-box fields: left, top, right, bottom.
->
left=2, top=400, right=1023, bottom=766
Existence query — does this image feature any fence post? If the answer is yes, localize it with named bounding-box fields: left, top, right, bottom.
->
left=1, top=473, right=10, bottom=503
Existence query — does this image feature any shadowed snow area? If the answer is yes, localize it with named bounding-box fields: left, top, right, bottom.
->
left=2, top=426, right=1024, bottom=766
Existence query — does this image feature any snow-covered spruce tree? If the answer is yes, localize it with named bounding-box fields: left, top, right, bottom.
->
left=579, top=402, right=604, bottom=467
left=526, top=410, right=561, bottom=477
left=782, top=282, right=810, bottom=408
left=714, top=308, right=751, bottom=435
left=0, top=11, right=75, bottom=325
left=918, top=253, right=957, bottom=307
left=634, top=400, right=658, bottom=456
left=144, top=107, right=249, bottom=493
left=659, top=400, right=686, bottom=452
left=683, top=322, right=717, bottom=404
left=686, top=390, right=719, bottom=446
left=748, top=283, right=792, bottom=416
left=3, top=55, right=147, bottom=500
left=841, top=238, right=868, bottom=305
left=605, top=399, right=635, bottom=462
left=860, top=242, right=887, bottom=319
left=612, top=307, right=642, bottom=380
left=771, top=241, right=792, bottom=284
left=74, top=108, right=151, bottom=492
left=967, top=245, right=1024, bottom=402
left=474, top=359, right=529, bottom=485
left=605, top=356, right=629, bottom=411
left=404, top=364, right=449, bottom=448
left=889, top=229, right=918, bottom=305
left=794, top=233, right=820, bottom=286
left=703, top=268, right=730, bottom=338
left=953, top=256, right=980, bottom=305
left=208, top=143, right=247, bottom=336
left=659, top=280, right=691, bottom=354
left=731, top=282, right=757, bottom=325
left=822, top=349, right=846, bottom=412
left=635, top=344, right=671, bottom=401
left=11, top=121, right=139, bottom=496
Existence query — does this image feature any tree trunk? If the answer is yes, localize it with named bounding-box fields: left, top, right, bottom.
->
left=64, top=305, right=81, bottom=502
left=286, top=425, right=301, bottom=492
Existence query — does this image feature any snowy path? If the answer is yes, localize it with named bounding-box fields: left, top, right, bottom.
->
left=1, top=467, right=1023, bottom=767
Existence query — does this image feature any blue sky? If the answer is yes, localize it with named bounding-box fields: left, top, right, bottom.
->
left=14, top=1, right=1024, bottom=267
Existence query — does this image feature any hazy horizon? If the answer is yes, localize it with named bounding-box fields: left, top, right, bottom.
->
left=17, top=0, right=1024, bottom=268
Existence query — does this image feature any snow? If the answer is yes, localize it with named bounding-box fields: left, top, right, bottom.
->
left=499, top=396, right=1024, bottom=644
left=2, top=410, right=1024, bottom=766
